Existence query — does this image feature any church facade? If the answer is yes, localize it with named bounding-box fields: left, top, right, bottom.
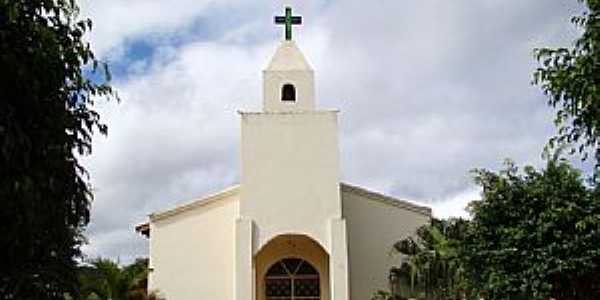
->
left=136, top=10, right=431, bottom=300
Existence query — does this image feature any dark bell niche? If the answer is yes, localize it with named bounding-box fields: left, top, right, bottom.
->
left=282, top=84, right=296, bottom=101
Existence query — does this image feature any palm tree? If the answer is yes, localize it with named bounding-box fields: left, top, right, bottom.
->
left=79, top=258, right=150, bottom=300
left=390, top=218, right=472, bottom=300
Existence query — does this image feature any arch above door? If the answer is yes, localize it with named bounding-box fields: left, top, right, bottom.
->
left=255, top=234, right=330, bottom=300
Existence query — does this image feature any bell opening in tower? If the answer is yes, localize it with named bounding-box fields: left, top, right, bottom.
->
left=281, top=83, right=296, bottom=102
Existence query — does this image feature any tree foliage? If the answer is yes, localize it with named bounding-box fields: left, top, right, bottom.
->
left=464, top=159, right=600, bottom=299
left=0, top=0, right=115, bottom=298
left=383, top=159, right=600, bottom=300
left=533, top=0, right=600, bottom=172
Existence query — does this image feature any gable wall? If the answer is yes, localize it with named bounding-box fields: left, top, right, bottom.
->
left=148, top=194, right=239, bottom=300
left=341, top=189, right=430, bottom=300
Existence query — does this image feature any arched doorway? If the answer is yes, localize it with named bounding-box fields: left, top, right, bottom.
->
left=265, top=258, right=320, bottom=300
left=255, top=234, right=329, bottom=300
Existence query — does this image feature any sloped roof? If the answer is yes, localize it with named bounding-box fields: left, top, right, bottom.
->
left=148, top=185, right=240, bottom=222
left=135, top=182, right=431, bottom=237
left=340, top=183, right=431, bottom=217
left=266, top=40, right=313, bottom=71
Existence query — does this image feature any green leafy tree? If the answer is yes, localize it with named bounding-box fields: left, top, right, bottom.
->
left=533, top=0, right=600, bottom=172
left=384, top=218, right=473, bottom=300
left=464, top=158, right=600, bottom=299
left=0, top=0, right=116, bottom=299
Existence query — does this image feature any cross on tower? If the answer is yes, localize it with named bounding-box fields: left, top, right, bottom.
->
left=274, top=7, right=302, bottom=41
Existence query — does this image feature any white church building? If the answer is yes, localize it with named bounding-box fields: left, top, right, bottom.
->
left=136, top=8, right=431, bottom=300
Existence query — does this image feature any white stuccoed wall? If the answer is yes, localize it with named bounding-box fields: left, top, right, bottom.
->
left=341, top=185, right=431, bottom=300
left=239, top=111, right=341, bottom=249
left=148, top=191, right=239, bottom=300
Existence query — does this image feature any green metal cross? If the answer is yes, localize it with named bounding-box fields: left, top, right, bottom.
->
left=274, top=7, right=302, bottom=41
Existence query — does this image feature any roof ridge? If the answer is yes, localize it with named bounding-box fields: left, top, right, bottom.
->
left=149, top=184, right=240, bottom=221
left=145, top=182, right=431, bottom=224
left=340, top=182, right=431, bottom=216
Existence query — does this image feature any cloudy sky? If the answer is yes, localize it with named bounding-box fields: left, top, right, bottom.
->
left=78, top=0, right=588, bottom=262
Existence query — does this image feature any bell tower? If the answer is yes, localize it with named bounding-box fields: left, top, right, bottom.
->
left=263, top=40, right=315, bottom=112
left=237, top=7, right=349, bottom=300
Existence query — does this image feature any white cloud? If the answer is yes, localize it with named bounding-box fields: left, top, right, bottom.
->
left=79, top=0, right=587, bottom=262
left=80, top=0, right=330, bottom=58
left=431, top=188, right=480, bottom=219
left=80, top=0, right=226, bottom=57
